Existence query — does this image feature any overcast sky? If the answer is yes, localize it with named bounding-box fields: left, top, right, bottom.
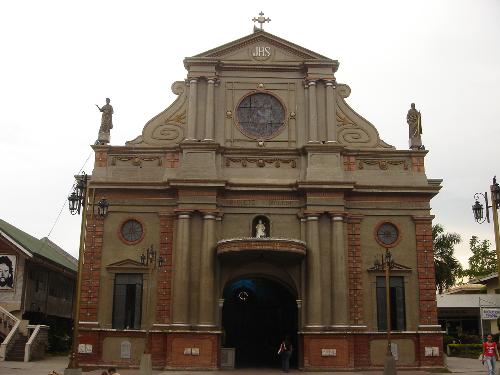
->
left=1, top=0, right=499, bottom=266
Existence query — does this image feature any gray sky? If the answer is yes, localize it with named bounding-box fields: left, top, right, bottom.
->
left=1, top=0, right=499, bottom=266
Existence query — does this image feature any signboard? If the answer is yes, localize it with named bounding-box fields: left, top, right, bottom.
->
left=482, top=308, right=500, bottom=320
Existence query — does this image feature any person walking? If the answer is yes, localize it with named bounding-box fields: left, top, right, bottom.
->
left=481, top=334, right=499, bottom=375
left=278, top=336, right=292, bottom=373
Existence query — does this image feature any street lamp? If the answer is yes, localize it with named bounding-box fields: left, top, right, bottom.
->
left=139, top=244, right=164, bottom=375
left=373, top=248, right=396, bottom=375
left=471, top=176, right=500, bottom=288
left=65, top=173, right=109, bottom=375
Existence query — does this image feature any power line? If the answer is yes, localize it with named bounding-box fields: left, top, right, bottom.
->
left=46, top=151, right=93, bottom=238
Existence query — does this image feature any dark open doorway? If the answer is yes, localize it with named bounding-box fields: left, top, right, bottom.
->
left=222, top=277, right=298, bottom=368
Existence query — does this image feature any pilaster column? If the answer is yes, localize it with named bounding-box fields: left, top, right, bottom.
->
left=306, top=213, right=322, bottom=328
left=198, top=213, right=216, bottom=326
left=156, top=213, right=174, bottom=324
left=330, top=213, right=348, bottom=327
left=413, top=216, right=440, bottom=330
left=325, top=80, right=337, bottom=143
left=204, top=79, right=216, bottom=141
left=171, top=212, right=191, bottom=325
left=307, top=81, right=319, bottom=143
left=186, top=78, right=198, bottom=140
left=347, top=214, right=364, bottom=326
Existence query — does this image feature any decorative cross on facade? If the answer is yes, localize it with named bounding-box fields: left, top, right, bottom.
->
left=252, top=11, right=271, bottom=30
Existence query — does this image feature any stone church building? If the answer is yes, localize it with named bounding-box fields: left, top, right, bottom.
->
left=76, top=27, right=443, bottom=370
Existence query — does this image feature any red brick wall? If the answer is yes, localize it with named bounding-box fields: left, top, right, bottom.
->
left=156, top=213, right=174, bottom=324
left=76, top=330, right=442, bottom=370
left=353, top=334, right=371, bottom=368
left=413, top=216, right=438, bottom=326
left=412, top=156, right=425, bottom=172
left=79, top=213, right=103, bottom=321
left=151, top=332, right=167, bottom=366
left=166, top=332, right=219, bottom=369
left=302, top=335, right=349, bottom=368
left=300, top=333, right=443, bottom=370
left=347, top=215, right=364, bottom=325
left=417, top=334, right=444, bottom=367
left=343, top=156, right=356, bottom=171
left=76, top=330, right=101, bottom=364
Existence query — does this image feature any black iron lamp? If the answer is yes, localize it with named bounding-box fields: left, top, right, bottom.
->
left=68, top=191, right=81, bottom=215
left=96, top=198, right=109, bottom=218
left=68, top=174, right=87, bottom=215
left=75, top=176, right=86, bottom=201
left=140, top=245, right=164, bottom=269
left=471, top=176, right=500, bottom=332
left=139, top=243, right=164, bottom=367
left=472, top=200, right=485, bottom=222
left=373, top=248, right=394, bottom=271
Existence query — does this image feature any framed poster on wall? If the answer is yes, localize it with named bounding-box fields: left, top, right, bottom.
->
left=0, top=254, right=16, bottom=290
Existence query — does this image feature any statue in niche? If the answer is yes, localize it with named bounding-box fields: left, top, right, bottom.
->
left=255, top=219, right=266, bottom=238
left=406, top=103, right=424, bottom=150
left=96, top=98, right=114, bottom=145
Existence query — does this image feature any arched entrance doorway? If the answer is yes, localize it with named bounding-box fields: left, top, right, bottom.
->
left=222, top=277, right=298, bottom=368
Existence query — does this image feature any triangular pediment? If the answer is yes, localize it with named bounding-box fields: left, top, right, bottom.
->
left=106, top=258, right=147, bottom=272
left=191, top=29, right=335, bottom=64
left=367, top=262, right=412, bottom=272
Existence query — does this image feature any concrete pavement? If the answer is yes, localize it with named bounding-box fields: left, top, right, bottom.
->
left=0, top=355, right=490, bottom=375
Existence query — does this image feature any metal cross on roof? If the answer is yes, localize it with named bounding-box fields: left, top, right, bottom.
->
left=252, top=11, right=271, bottom=30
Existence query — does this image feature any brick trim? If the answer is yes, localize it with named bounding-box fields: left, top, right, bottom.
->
left=347, top=215, right=363, bottom=325
left=156, top=214, right=174, bottom=324
left=79, top=214, right=104, bottom=322
left=414, top=217, right=437, bottom=326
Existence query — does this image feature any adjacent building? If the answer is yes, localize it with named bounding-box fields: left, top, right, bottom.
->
left=0, top=218, right=77, bottom=360
left=76, top=28, right=443, bottom=370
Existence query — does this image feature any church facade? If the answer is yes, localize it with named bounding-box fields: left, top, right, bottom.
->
left=76, top=28, right=443, bottom=370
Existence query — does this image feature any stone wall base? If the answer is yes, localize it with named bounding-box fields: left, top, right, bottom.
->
left=76, top=330, right=220, bottom=370
left=301, top=332, right=444, bottom=370
left=76, top=329, right=442, bottom=371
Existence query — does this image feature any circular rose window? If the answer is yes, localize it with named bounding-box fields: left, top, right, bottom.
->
left=375, top=222, right=400, bottom=247
left=236, top=92, right=286, bottom=139
left=120, top=219, right=144, bottom=244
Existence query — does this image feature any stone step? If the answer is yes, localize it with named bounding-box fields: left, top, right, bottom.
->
left=5, top=335, right=28, bottom=361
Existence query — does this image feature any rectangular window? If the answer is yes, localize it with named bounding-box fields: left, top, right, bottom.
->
left=376, top=276, right=406, bottom=331
left=112, top=274, right=143, bottom=330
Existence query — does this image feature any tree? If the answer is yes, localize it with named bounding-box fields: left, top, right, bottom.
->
left=433, top=224, right=462, bottom=294
left=462, top=236, right=496, bottom=279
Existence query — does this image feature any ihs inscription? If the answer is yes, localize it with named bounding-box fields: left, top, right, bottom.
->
left=251, top=46, right=272, bottom=61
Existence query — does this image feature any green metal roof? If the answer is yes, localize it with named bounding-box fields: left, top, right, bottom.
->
left=0, top=218, right=77, bottom=272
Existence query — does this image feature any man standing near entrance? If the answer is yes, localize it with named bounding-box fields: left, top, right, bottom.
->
left=278, top=336, right=292, bottom=373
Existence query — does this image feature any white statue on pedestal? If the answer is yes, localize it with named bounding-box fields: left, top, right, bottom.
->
left=255, top=220, right=266, bottom=238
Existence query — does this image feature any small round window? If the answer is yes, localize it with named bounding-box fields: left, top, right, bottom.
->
left=375, top=222, right=400, bottom=247
left=120, top=219, right=144, bottom=244
left=236, top=92, right=286, bottom=139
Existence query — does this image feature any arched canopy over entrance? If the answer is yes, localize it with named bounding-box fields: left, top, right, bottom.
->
left=222, top=277, right=298, bottom=368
